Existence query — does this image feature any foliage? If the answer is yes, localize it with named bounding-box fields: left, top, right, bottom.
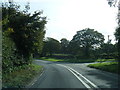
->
left=2, top=1, right=47, bottom=65
left=115, top=27, right=120, bottom=40
left=2, top=64, right=43, bottom=88
left=70, top=28, right=104, bottom=58
left=115, top=27, right=120, bottom=59
left=41, top=37, right=61, bottom=56
left=96, top=59, right=116, bottom=62
left=95, top=43, right=117, bottom=59
left=60, top=38, right=69, bottom=54
left=2, top=30, right=18, bottom=73
left=107, top=0, right=120, bottom=60
left=107, top=0, right=117, bottom=7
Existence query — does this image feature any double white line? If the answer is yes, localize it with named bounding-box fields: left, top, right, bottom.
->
left=58, top=64, right=99, bottom=89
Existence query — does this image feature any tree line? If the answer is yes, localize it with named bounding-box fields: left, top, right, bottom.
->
left=40, top=28, right=118, bottom=59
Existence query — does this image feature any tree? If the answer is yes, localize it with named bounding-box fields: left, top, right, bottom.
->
left=67, top=41, right=79, bottom=55
left=9, top=11, right=46, bottom=62
left=60, top=38, right=69, bottom=54
left=96, top=43, right=117, bottom=59
left=41, top=37, right=61, bottom=56
left=115, top=27, right=120, bottom=59
left=2, top=1, right=47, bottom=64
left=107, top=0, right=120, bottom=59
left=71, top=28, right=104, bottom=58
left=2, top=30, right=17, bottom=73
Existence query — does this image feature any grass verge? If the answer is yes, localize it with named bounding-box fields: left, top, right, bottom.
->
left=40, top=57, right=117, bottom=63
left=2, top=64, right=43, bottom=88
left=39, top=57, right=64, bottom=62
left=39, top=57, right=97, bottom=63
left=87, top=62, right=119, bottom=74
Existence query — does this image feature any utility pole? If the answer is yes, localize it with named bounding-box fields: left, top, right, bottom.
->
left=107, top=35, right=111, bottom=59
left=108, top=35, right=110, bottom=43
left=107, top=35, right=112, bottom=44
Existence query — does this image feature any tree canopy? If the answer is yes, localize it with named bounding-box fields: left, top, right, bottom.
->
left=41, top=37, right=61, bottom=56
left=107, top=0, right=120, bottom=59
left=60, top=38, right=69, bottom=54
left=2, top=1, right=47, bottom=72
left=2, top=2, right=47, bottom=63
left=71, top=28, right=104, bottom=58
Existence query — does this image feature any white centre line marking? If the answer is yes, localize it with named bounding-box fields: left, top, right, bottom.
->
left=69, top=67, right=98, bottom=88
left=58, top=64, right=99, bottom=89
left=67, top=67, right=91, bottom=88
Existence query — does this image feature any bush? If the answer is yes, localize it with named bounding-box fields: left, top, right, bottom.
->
left=2, top=31, right=17, bottom=73
left=2, top=31, right=27, bottom=73
left=98, top=53, right=118, bottom=59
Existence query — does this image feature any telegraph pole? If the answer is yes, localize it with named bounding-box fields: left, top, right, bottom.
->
left=107, top=35, right=111, bottom=59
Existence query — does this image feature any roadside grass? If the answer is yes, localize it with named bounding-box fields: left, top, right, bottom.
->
left=53, top=54, right=71, bottom=56
left=2, top=64, right=43, bottom=88
left=61, top=59, right=96, bottom=63
left=39, top=57, right=64, bottom=62
left=39, top=57, right=97, bottom=63
left=39, top=57, right=117, bottom=63
left=87, top=62, right=119, bottom=74
left=63, top=58, right=117, bottom=63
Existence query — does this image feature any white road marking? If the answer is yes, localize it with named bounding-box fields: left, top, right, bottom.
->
left=69, top=67, right=98, bottom=88
left=58, top=64, right=99, bottom=89
left=67, top=67, right=91, bottom=88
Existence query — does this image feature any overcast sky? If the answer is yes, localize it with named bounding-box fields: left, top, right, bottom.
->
left=3, top=0, right=118, bottom=43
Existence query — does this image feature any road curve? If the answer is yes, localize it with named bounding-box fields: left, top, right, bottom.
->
left=28, top=60, right=120, bottom=89
left=29, top=60, right=86, bottom=88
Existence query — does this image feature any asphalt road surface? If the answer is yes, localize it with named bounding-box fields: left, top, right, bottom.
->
left=28, top=60, right=120, bottom=89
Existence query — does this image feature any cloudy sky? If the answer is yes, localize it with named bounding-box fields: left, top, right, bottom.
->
left=3, top=0, right=118, bottom=43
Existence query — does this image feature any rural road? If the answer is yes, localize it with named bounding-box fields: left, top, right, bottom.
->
left=28, top=60, right=120, bottom=89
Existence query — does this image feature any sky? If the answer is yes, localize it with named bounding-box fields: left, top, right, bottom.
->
left=2, top=0, right=118, bottom=43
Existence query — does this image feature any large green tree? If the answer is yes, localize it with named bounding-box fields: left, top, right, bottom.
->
left=60, top=38, right=69, bottom=54
left=2, top=1, right=47, bottom=64
left=71, top=28, right=104, bottom=58
left=107, top=0, right=120, bottom=59
left=115, top=27, right=120, bottom=59
left=9, top=11, right=46, bottom=62
left=42, top=37, right=61, bottom=56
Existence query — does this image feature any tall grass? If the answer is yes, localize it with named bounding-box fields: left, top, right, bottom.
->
left=2, top=64, right=43, bottom=88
